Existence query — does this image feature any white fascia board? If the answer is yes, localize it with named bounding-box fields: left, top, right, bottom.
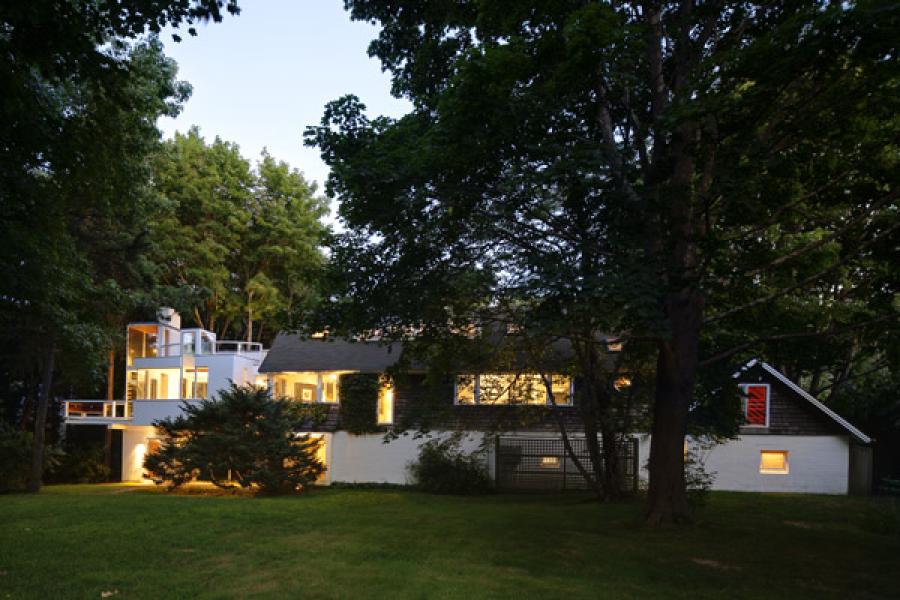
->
left=731, top=358, right=872, bottom=444
left=759, top=362, right=872, bottom=444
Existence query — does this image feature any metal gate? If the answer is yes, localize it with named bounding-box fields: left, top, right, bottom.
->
left=495, top=436, right=638, bottom=492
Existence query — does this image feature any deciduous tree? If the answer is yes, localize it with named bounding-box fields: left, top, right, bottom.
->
left=150, top=131, right=329, bottom=344
left=308, top=1, right=898, bottom=521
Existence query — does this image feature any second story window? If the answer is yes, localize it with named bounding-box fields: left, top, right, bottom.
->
left=273, top=372, right=351, bottom=403
left=455, top=374, right=573, bottom=406
left=127, top=325, right=159, bottom=365
left=182, top=367, right=209, bottom=399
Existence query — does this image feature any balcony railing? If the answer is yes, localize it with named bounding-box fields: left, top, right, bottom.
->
left=132, top=340, right=263, bottom=359
left=214, top=340, right=263, bottom=354
left=64, top=400, right=132, bottom=420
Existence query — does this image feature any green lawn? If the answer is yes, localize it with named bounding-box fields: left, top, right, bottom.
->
left=1, top=486, right=898, bottom=599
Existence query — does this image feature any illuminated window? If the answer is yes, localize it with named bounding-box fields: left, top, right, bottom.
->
left=510, top=374, right=547, bottom=405
left=272, top=372, right=350, bottom=403
left=740, top=384, right=769, bottom=426
left=377, top=384, right=394, bottom=425
left=455, top=375, right=476, bottom=404
left=539, top=456, right=560, bottom=469
left=479, top=374, right=512, bottom=404
left=550, top=375, right=572, bottom=405
left=290, top=372, right=319, bottom=403
left=455, top=374, right=572, bottom=406
left=759, top=450, right=789, bottom=474
left=321, top=373, right=340, bottom=403
left=613, top=376, right=632, bottom=391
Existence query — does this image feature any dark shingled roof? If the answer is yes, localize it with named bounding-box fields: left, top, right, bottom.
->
left=258, top=334, right=404, bottom=373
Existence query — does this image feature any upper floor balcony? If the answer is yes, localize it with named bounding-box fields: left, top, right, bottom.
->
left=63, top=398, right=204, bottom=426
left=64, top=400, right=132, bottom=425
left=127, top=323, right=264, bottom=367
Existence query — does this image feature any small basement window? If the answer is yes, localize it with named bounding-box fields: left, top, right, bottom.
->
left=759, top=450, right=789, bottom=474
left=539, top=456, right=560, bottom=469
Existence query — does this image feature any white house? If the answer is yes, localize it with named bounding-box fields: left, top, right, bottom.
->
left=63, top=308, right=268, bottom=481
left=63, top=313, right=873, bottom=494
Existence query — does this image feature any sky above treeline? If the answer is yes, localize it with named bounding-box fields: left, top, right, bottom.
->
left=158, top=0, right=411, bottom=221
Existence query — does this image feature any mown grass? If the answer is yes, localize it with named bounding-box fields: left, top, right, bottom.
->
left=0, top=485, right=898, bottom=599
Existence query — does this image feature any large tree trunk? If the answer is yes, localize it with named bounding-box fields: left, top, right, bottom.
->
left=26, top=342, right=56, bottom=493
left=646, top=291, right=704, bottom=524
left=600, top=420, right=623, bottom=499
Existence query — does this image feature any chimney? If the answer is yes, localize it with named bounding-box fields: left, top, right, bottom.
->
left=157, top=307, right=181, bottom=330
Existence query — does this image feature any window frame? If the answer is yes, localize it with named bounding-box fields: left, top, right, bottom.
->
left=739, top=382, right=770, bottom=428
left=454, top=373, right=573, bottom=407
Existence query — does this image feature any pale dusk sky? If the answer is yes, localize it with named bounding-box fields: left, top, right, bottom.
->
left=157, top=1, right=411, bottom=222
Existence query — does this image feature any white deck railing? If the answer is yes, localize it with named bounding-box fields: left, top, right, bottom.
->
left=133, top=340, right=264, bottom=359
left=214, top=340, right=264, bottom=354
left=64, top=400, right=132, bottom=420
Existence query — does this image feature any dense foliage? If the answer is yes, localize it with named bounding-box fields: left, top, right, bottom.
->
left=47, top=444, right=112, bottom=485
left=408, top=436, right=491, bottom=495
left=338, top=373, right=381, bottom=434
left=0, top=36, right=193, bottom=492
left=308, top=1, right=899, bottom=520
left=0, top=422, right=61, bottom=492
left=145, top=385, right=325, bottom=494
left=150, top=128, right=329, bottom=345
left=0, top=0, right=330, bottom=493
left=0, top=0, right=241, bottom=492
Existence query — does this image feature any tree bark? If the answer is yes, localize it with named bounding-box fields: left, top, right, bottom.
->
left=27, top=341, right=56, bottom=493
left=646, top=291, right=703, bottom=524
left=106, top=349, right=115, bottom=400
left=247, top=297, right=253, bottom=343
left=600, top=420, right=623, bottom=499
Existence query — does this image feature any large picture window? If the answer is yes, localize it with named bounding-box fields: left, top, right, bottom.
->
left=455, top=374, right=573, bottom=406
left=273, top=371, right=352, bottom=403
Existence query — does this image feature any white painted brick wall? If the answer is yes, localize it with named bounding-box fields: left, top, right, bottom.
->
left=326, top=431, right=489, bottom=485
left=116, top=423, right=851, bottom=493
left=636, top=434, right=850, bottom=494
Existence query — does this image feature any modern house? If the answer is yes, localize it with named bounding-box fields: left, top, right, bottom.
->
left=63, top=308, right=268, bottom=481
left=63, top=310, right=873, bottom=494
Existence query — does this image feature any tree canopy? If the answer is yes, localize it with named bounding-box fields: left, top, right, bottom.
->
left=151, top=128, right=329, bottom=344
left=308, top=1, right=899, bottom=521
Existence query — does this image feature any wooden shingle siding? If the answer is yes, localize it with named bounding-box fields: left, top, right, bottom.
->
left=738, top=366, right=844, bottom=436
left=294, top=365, right=847, bottom=438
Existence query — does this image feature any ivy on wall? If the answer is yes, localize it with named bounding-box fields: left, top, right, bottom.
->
left=338, top=373, right=381, bottom=434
